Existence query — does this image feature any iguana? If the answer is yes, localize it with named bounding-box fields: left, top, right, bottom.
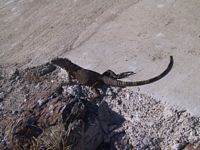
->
left=51, top=56, right=173, bottom=95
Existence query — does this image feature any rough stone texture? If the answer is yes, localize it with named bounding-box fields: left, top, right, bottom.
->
left=0, top=63, right=200, bottom=149
left=0, top=64, right=124, bottom=149
left=104, top=89, right=200, bottom=149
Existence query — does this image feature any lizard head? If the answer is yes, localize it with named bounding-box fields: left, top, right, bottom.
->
left=51, top=57, right=72, bottom=69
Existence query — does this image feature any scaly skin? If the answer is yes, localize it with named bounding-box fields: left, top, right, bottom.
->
left=51, top=56, right=173, bottom=95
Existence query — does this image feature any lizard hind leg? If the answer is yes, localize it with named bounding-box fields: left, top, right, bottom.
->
left=102, top=69, right=135, bottom=79
left=91, top=82, right=102, bottom=98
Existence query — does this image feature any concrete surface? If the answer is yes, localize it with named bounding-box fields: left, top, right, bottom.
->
left=65, top=0, right=200, bottom=116
left=0, top=0, right=138, bottom=66
left=1, top=0, right=200, bottom=115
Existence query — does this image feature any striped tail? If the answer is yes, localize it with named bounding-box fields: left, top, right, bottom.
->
left=102, top=56, right=174, bottom=87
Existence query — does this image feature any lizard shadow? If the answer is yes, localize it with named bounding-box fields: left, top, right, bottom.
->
left=75, top=85, right=127, bottom=150
left=95, top=99, right=127, bottom=150
left=81, top=89, right=128, bottom=150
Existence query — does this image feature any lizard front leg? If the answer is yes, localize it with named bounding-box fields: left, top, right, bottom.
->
left=68, top=73, right=77, bottom=85
left=91, top=83, right=101, bottom=97
left=102, top=69, right=135, bottom=79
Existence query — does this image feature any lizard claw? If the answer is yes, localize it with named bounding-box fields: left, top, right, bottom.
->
left=117, top=71, right=136, bottom=79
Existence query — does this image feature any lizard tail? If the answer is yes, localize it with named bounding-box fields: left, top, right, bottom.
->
left=102, top=56, right=174, bottom=87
